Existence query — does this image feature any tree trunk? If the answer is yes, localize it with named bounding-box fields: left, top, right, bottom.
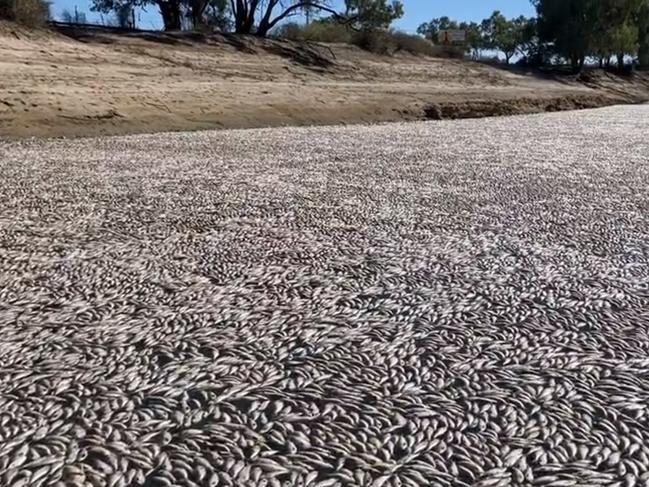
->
left=639, top=4, right=649, bottom=68
left=158, top=0, right=182, bottom=30
left=239, top=0, right=259, bottom=34
left=256, top=6, right=274, bottom=36
left=570, top=54, right=580, bottom=73
left=190, top=0, right=208, bottom=29
left=598, top=57, right=604, bottom=69
left=234, top=11, right=246, bottom=33
left=641, top=42, right=649, bottom=68
left=233, top=0, right=251, bottom=33
left=570, top=54, right=585, bottom=73
left=617, top=53, right=625, bottom=70
left=256, top=22, right=270, bottom=37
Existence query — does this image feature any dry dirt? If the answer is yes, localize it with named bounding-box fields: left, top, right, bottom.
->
left=1, top=21, right=649, bottom=138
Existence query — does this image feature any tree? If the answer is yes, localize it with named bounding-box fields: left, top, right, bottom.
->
left=229, top=0, right=336, bottom=36
left=61, top=7, right=87, bottom=23
left=228, top=0, right=401, bottom=37
left=302, top=2, right=316, bottom=24
left=534, top=0, right=600, bottom=72
left=591, top=11, right=616, bottom=67
left=92, top=0, right=182, bottom=30
left=417, top=16, right=459, bottom=43
left=113, top=3, right=135, bottom=27
left=158, top=0, right=182, bottom=29
left=483, top=11, right=519, bottom=64
left=610, top=22, right=639, bottom=68
left=590, top=0, right=644, bottom=69
left=186, top=0, right=228, bottom=28
left=514, top=17, right=537, bottom=57
left=640, top=0, right=649, bottom=66
left=203, top=0, right=230, bottom=30
left=458, top=21, right=486, bottom=59
left=480, top=12, right=534, bottom=65
left=344, top=0, right=403, bottom=30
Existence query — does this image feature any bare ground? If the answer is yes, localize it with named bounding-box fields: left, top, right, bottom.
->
left=1, top=21, right=649, bottom=138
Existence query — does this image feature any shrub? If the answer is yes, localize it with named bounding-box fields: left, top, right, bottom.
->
left=274, top=21, right=352, bottom=43
left=274, top=21, right=303, bottom=41
left=352, top=28, right=395, bottom=54
left=273, top=22, right=465, bottom=59
left=389, top=31, right=438, bottom=55
left=352, top=29, right=466, bottom=57
left=0, top=0, right=50, bottom=26
left=429, top=44, right=466, bottom=59
left=302, top=21, right=352, bottom=43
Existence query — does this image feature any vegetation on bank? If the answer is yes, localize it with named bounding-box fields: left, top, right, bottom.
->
left=418, top=1, right=649, bottom=70
left=2, top=0, right=649, bottom=72
left=0, top=0, right=49, bottom=25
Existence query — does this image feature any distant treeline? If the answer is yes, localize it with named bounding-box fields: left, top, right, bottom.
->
left=418, top=1, right=649, bottom=71
left=3, top=0, right=648, bottom=71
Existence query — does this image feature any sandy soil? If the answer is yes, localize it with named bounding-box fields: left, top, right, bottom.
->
left=1, top=21, right=649, bottom=138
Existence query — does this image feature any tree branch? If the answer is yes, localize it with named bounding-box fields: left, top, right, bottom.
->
left=263, top=1, right=353, bottom=33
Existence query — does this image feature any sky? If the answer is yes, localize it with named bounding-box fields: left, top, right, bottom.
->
left=51, top=0, right=535, bottom=32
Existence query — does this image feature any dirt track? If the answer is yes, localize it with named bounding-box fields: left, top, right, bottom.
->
left=1, top=22, right=649, bottom=138
left=1, top=106, right=649, bottom=486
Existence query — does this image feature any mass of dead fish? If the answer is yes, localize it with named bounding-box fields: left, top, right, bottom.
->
left=0, top=105, right=648, bottom=486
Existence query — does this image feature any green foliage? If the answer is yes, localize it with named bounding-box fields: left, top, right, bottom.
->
left=609, top=22, right=639, bottom=56
left=344, top=0, right=404, bottom=30
left=639, top=1, right=649, bottom=66
left=0, top=0, right=50, bottom=25
left=273, top=20, right=353, bottom=43
left=274, top=22, right=447, bottom=57
left=276, top=0, right=405, bottom=48
left=458, top=21, right=486, bottom=59
left=516, top=16, right=538, bottom=58
left=92, top=0, right=219, bottom=31
left=416, top=16, right=458, bottom=42
left=534, top=0, right=645, bottom=71
left=535, top=0, right=600, bottom=71
left=351, top=27, right=392, bottom=53
left=416, top=0, right=646, bottom=70
left=479, top=12, right=536, bottom=64
left=418, top=12, right=535, bottom=64
left=304, top=20, right=352, bottom=42
left=482, top=11, right=517, bottom=63
left=352, top=29, right=458, bottom=56
left=389, top=31, right=439, bottom=55
left=591, top=0, right=640, bottom=64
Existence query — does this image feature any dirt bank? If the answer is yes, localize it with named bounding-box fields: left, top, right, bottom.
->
left=1, top=21, right=648, bottom=138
